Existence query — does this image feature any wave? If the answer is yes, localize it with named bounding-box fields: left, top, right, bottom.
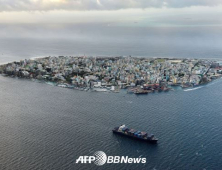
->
left=183, top=86, right=203, bottom=91
left=30, top=56, right=46, bottom=60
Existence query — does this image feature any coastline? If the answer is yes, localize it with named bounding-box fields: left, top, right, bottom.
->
left=1, top=56, right=222, bottom=95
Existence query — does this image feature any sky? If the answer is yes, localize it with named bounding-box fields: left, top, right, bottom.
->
left=0, top=0, right=221, bottom=25
left=0, top=0, right=222, bottom=11
left=0, top=0, right=222, bottom=61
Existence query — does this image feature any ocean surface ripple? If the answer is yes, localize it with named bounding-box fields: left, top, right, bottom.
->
left=0, top=76, right=222, bottom=170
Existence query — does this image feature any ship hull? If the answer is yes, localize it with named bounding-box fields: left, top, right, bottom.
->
left=112, top=130, right=158, bottom=144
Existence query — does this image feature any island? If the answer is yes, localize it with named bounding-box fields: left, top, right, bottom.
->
left=0, top=56, right=222, bottom=94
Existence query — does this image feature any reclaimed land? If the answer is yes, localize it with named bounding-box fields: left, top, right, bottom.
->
left=0, top=56, right=222, bottom=94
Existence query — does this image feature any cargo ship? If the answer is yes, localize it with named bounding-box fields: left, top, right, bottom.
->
left=112, top=125, right=158, bottom=144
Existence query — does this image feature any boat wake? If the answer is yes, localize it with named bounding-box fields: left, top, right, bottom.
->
left=184, top=86, right=203, bottom=91
left=184, top=78, right=222, bottom=92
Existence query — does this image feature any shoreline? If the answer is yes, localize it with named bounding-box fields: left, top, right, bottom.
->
left=1, top=56, right=222, bottom=94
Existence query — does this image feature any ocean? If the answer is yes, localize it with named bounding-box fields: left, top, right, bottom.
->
left=0, top=24, right=222, bottom=64
left=0, top=24, right=222, bottom=170
left=1, top=76, right=222, bottom=170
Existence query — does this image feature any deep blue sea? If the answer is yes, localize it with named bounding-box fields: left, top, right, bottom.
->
left=0, top=24, right=222, bottom=170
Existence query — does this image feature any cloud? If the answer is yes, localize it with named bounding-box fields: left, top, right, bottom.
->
left=0, top=0, right=221, bottom=11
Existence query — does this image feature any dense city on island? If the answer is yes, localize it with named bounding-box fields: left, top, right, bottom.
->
left=0, top=56, right=222, bottom=94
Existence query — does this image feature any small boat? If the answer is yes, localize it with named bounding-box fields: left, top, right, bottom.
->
left=66, top=85, right=74, bottom=89
left=57, top=84, right=67, bottom=88
left=57, top=83, right=74, bottom=88
left=134, top=90, right=148, bottom=94
left=84, top=88, right=89, bottom=91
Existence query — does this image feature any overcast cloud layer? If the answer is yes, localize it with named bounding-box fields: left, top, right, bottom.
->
left=0, top=0, right=222, bottom=11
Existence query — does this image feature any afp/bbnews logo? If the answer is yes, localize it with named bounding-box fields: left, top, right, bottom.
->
left=76, top=151, right=146, bottom=166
